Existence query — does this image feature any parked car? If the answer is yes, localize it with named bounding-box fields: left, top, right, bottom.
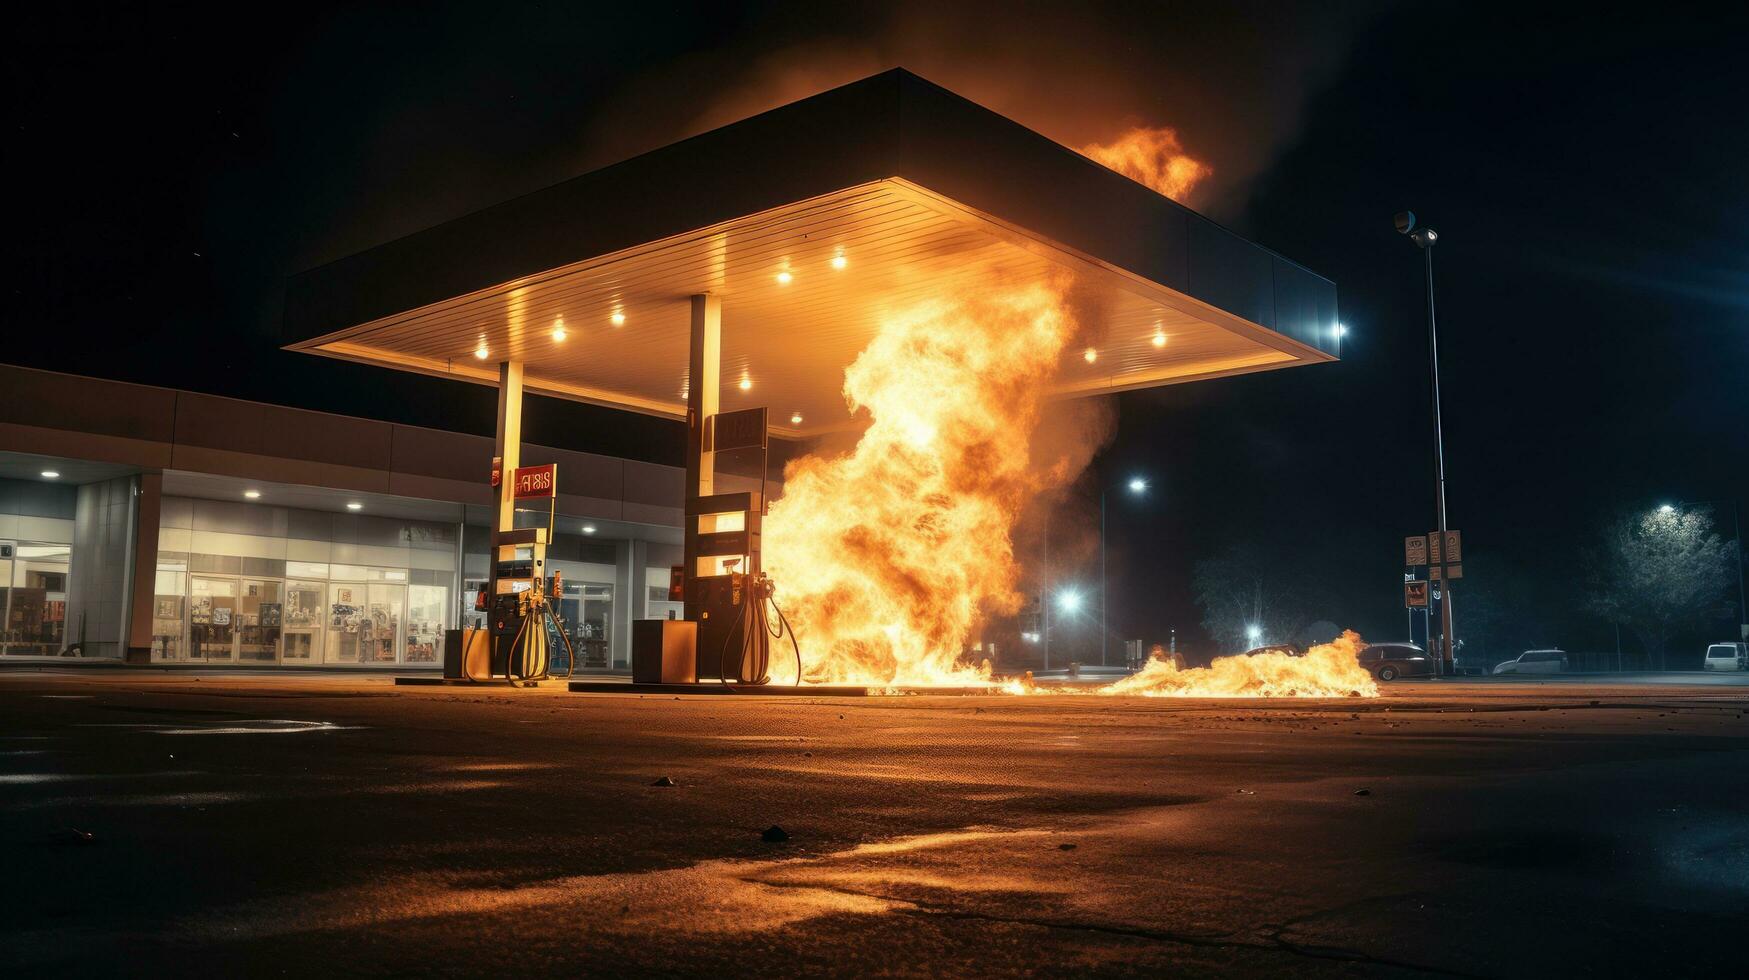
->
left=1493, top=649, right=1568, bottom=674
left=1358, top=642, right=1436, bottom=681
left=1240, top=643, right=1304, bottom=658
left=1704, top=643, right=1748, bottom=671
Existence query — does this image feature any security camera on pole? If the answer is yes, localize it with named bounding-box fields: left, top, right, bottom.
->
left=1395, top=210, right=1458, bottom=676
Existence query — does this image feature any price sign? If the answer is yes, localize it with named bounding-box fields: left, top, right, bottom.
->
left=512, top=464, right=557, bottom=499
left=1404, top=580, right=1429, bottom=608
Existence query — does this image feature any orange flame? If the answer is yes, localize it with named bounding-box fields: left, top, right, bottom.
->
left=760, top=284, right=1372, bottom=699
left=1078, top=126, right=1211, bottom=202
left=1097, top=631, right=1378, bottom=698
left=763, top=285, right=1074, bottom=686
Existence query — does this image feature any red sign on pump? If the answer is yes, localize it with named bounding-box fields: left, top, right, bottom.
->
left=512, top=464, right=557, bottom=499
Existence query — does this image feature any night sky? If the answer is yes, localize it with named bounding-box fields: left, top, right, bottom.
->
left=9, top=2, right=1747, bottom=657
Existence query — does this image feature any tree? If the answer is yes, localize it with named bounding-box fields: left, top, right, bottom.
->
left=1586, top=507, right=1735, bottom=669
left=1192, top=542, right=1318, bottom=653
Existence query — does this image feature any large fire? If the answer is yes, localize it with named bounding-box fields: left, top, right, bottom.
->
left=1078, top=126, right=1211, bottom=202
left=761, top=286, right=1376, bottom=699
left=763, top=284, right=1073, bottom=687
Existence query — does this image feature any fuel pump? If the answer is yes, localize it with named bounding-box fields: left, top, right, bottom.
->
left=451, top=462, right=577, bottom=685
left=486, top=528, right=551, bottom=681
left=688, top=492, right=768, bottom=682
left=672, top=406, right=802, bottom=686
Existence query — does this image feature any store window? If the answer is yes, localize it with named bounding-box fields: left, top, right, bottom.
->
left=152, top=558, right=187, bottom=661
left=554, top=582, right=615, bottom=670
left=646, top=566, right=683, bottom=621
left=0, top=544, right=71, bottom=656
left=154, top=498, right=460, bottom=667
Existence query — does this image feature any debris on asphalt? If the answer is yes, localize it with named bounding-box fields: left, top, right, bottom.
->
left=1058, top=843, right=1077, bottom=850
left=802, top=751, right=812, bottom=757
left=1235, top=789, right=1256, bottom=795
left=61, top=828, right=96, bottom=845
left=1354, top=788, right=1372, bottom=796
left=761, top=825, right=791, bottom=843
left=650, top=776, right=676, bottom=787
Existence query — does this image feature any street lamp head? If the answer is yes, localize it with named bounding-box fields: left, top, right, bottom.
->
left=1334, top=322, right=1348, bottom=338
left=1658, top=503, right=1676, bottom=515
left=1127, top=476, right=1148, bottom=495
left=1057, top=589, right=1082, bottom=614
left=1246, top=624, right=1262, bottom=642
left=1395, top=211, right=1437, bottom=248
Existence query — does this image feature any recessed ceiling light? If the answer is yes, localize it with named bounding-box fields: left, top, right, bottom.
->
left=790, top=412, right=803, bottom=425
left=830, top=252, right=847, bottom=271
left=1151, top=331, right=1167, bottom=348
left=244, top=490, right=262, bottom=499
left=775, top=270, right=793, bottom=285
left=474, top=341, right=489, bottom=359
left=610, top=310, right=626, bottom=326
left=739, top=376, right=753, bottom=391
left=551, top=318, right=567, bottom=341
left=1083, top=347, right=1098, bottom=364
left=40, top=470, right=60, bottom=479
left=346, top=501, right=363, bottom=511
left=581, top=524, right=597, bottom=535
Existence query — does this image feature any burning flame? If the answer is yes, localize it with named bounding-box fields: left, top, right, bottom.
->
left=763, top=285, right=1074, bottom=687
left=1097, top=632, right=1378, bottom=698
left=760, top=284, right=1372, bottom=699
left=1078, top=126, right=1211, bottom=202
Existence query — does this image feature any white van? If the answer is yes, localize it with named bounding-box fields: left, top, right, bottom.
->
left=1703, top=643, right=1748, bottom=671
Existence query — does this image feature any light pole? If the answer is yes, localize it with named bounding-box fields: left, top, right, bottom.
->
left=1396, top=211, right=1456, bottom=676
left=1041, top=517, right=1050, bottom=671
left=1674, top=499, right=1748, bottom=640
left=1101, top=476, right=1150, bottom=667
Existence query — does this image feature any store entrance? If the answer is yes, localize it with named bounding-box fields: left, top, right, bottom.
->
left=189, top=575, right=286, bottom=663
left=189, top=576, right=237, bottom=662
left=237, top=578, right=282, bottom=663
left=553, top=581, right=615, bottom=671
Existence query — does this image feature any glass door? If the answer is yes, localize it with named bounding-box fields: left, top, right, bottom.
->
left=0, top=546, right=11, bottom=655
left=405, top=584, right=446, bottom=665
left=237, top=579, right=282, bottom=663
left=582, top=584, right=614, bottom=669
left=151, top=563, right=186, bottom=662
left=365, top=583, right=404, bottom=663
left=189, top=576, right=238, bottom=662
left=326, top=583, right=364, bottom=663
left=281, top=580, right=324, bottom=664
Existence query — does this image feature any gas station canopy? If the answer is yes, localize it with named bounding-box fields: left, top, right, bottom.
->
left=283, top=69, right=1337, bottom=438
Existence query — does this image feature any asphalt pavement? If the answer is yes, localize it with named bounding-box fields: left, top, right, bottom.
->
left=4, top=671, right=1748, bottom=977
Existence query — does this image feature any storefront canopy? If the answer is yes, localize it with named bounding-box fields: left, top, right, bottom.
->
left=283, top=69, right=1337, bottom=437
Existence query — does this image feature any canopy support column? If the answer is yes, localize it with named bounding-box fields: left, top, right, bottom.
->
left=494, top=360, right=525, bottom=536
left=684, top=294, right=720, bottom=621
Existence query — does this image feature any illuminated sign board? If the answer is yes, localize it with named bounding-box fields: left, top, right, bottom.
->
left=512, top=464, right=557, bottom=499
